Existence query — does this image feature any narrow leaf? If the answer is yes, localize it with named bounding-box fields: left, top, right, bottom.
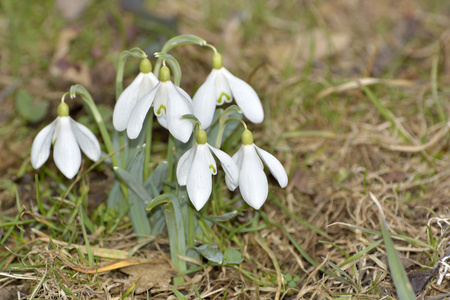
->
left=370, top=193, right=416, bottom=300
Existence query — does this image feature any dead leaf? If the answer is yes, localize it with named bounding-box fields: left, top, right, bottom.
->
left=381, top=171, right=407, bottom=183
left=407, top=268, right=438, bottom=295
left=121, top=262, right=176, bottom=294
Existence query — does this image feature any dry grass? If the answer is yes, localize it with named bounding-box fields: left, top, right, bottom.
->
left=2, top=0, right=450, bottom=299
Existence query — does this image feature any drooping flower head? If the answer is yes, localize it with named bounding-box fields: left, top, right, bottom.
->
left=127, top=65, right=194, bottom=143
left=31, top=102, right=101, bottom=179
left=193, top=53, right=264, bottom=129
left=176, top=129, right=239, bottom=210
left=226, top=129, right=288, bottom=209
left=113, top=58, right=159, bottom=132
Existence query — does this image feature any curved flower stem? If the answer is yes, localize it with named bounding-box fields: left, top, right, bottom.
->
left=115, top=47, right=147, bottom=100
left=69, top=84, right=120, bottom=168
left=69, top=84, right=129, bottom=202
left=215, top=118, right=247, bottom=149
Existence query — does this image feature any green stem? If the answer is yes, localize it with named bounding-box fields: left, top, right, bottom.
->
left=69, top=85, right=119, bottom=168
left=143, top=113, right=154, bottom=181
left=188, top=207, right=195, bottom=248
left=164, top=135, right=175, bottom=193
left=69, top=85, right=128, bottom=200
left=431, top=54, right=446, bottom=123
left=78, top=200, right=94, bottom=266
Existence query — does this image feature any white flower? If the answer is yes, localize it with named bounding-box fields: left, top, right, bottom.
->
left=113, top=58, right=159, bottom=132
left=226, top=129, right=288, bottom=210
left=31, top=103, right=101, bottom=179
left=193, top=53, right=264, bottom=129
left=127, top=66, right=193, bottom=143
left=176, top=130, right=239, bottom=211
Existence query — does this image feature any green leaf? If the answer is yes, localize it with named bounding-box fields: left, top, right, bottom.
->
left=370, top=193, right=416, bottom=300
left=161, top=34, right=207, bottom=53
left=172, top=288, right=188, bottom=300
left=146, top=193, right=177, bottom=211
left=145, top=161, right=169, bottom=198
left=114, top=168, right=153, bottom=204
left=164, top=197, right=187, bottom=284
left=208, top=211, right=239, bottom=222
left=194, top=244, right=223, bottom=264
left=222, top=248, right=243, bottom=265
left=125, top=146, right=151, bottom=236
left=15, top=90, right=49, bottom=123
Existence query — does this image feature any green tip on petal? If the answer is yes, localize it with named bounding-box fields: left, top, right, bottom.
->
left=242, top=129, right=253, bottom=145
left=196, top=129, right=207, bottom=144
left=212, top=53, right=223, bottom=69
left=57, top=102, right=69, bottom=117
left=140, top=58, right=152, bottom=74
left=160, top=66, right=170, bottom=82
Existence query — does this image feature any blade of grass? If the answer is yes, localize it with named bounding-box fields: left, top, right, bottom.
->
left=261, top=212, right=353, bottom=286
left=271, top=196, right=331, bottom=239
left=369, top=192, right=416, bottom=300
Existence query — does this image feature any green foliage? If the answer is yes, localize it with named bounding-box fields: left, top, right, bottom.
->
left=15, top=90, right=49, bottom=123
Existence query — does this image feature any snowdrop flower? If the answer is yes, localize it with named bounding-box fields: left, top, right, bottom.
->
left=113, top=58, right=159, bottom=132
left=127, top=65, right=193, bottom=143
left=193, top=53, right=264, bottom=129
left=226, top=129, right=288, bottom=210
left=31, top=102, right=101, bottom=179
left=177, top=129, right=239, bottom=211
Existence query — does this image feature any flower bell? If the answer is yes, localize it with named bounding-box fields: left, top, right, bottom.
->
left=113, top=58, right=159, bottom=132
left=193, top=53, right=264, bottom=129
left=176, top=129, right=239, bottom=210
left=31, top=102, right=101, bottom=179
left=127, top=65, right=193, bottom=143
left=226, top=129, right=288, bottom=210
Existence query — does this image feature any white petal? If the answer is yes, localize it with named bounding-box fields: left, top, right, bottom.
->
left=166, top=84, right=193, bottom=143
left=208, top=144, right=239, bottom=190
left=255, top=145, right=288, bottom=188
left=203, top=144, right=217, bottom=175
left=225, top=146, right=243, bottom=191
left=214, top=69, right=232, bottom=104
left=31, top=120, right=57, bottom=169
left=239, top=145, right=268, bottom=210
left=127, top=83, right=159, bottom=139
left=113, top=73, right=145, bottom=132
left=53, top=117, right=81, bottom=179
left=156, top=114, right=168, bottom=129
left=186, top=145, right=212, bottom=211
left=70, top=118, right=101, bottom=162
left=141, top=72, right=159, bottom=96
left=176, top=145, right=196, bottom=186
left=222, top=67, right=264, bottom=124
left=193, top=71, right=217, bottom=129
left=153, top=82, right=168, bottom=117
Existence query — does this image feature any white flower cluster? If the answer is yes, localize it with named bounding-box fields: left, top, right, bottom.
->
left=31, top=52, right=288, bottom=210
